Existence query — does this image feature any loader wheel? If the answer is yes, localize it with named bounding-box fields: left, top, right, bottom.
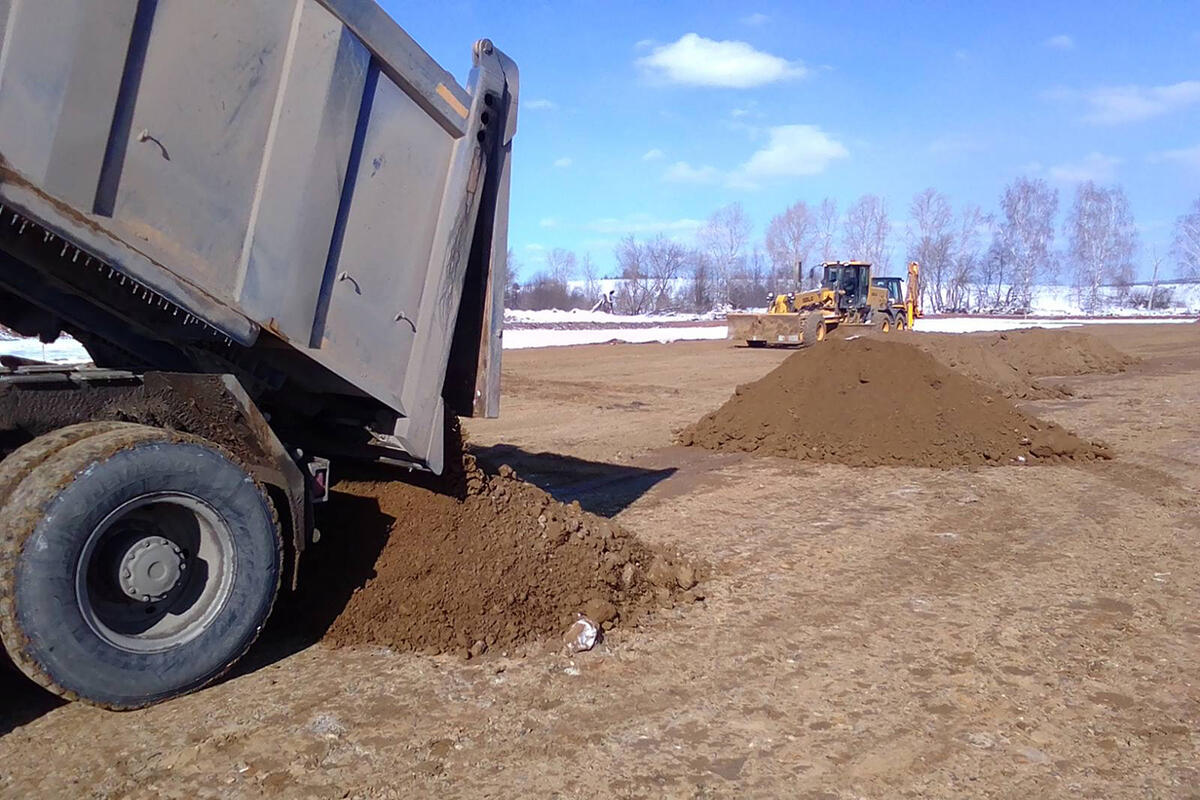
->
left=892, top=313, right=907, bottom=331
left=875, top=314, right=892, bottom=333
left=802, top=314, right=826, bottom=347
left=0, top=424, right=281, bottom=709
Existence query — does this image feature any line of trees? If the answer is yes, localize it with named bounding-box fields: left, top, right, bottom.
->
left=506, top=184, right=1200, bottom=314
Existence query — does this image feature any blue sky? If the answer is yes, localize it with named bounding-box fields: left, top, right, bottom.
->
left=389, top=1, right=1200, bottom=280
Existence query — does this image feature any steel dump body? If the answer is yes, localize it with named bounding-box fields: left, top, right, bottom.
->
left=0, top=0, right=516, bottom=472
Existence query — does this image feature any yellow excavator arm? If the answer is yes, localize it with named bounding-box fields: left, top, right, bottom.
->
left=906, top=261, right=921, bottom=327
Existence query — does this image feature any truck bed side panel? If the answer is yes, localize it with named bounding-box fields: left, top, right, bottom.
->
left=0, top=0, right=516, bottom=470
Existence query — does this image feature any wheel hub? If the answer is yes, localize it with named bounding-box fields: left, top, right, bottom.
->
left=118, top=536, right=185, bottom=602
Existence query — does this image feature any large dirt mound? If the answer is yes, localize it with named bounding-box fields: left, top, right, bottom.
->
left=297, top=429, right=697, bottom=657
left=678, top=338, right=1109, bottom=467
left=914, top=328, right=1135, bottom=399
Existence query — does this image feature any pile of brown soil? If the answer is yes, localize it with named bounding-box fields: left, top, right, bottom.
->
left=678, top=338, right=1109, bottom=468
left=914, top=328, right=1135, bottom=399
left=298, top=429, right=697, bottom=657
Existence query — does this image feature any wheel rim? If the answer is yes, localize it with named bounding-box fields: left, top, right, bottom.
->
left=817, top=323, right=826, bottom=341
left=75, top=492, right=236, bottom=653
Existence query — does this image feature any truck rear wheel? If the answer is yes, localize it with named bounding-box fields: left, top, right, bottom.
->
left=0, top=424, right=281, bottom=709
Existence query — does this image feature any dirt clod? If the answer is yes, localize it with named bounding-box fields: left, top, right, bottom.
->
left=678, top=338, right=1109, bottom=467
left=302, top=424, right=695, bottom=654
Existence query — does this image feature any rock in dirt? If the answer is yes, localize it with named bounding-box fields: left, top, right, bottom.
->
left=296, top=422, right=697, bottom=654
left=913, top=328, right=1135, bottom=399
left=677, top=338, right=1110, bottom=468
left=563, top=617, right=599, bottom=654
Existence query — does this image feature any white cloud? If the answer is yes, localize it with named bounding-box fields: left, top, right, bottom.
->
left=1150, top=144, right=1200, bottom=169
left=736, top=124, right=849, bottom=181
left=584, top=215, right=704, bottom=235
left=663, top=161, right=722, bottom=184
left=553, top=157, right=573, bottom=168
left=525, top=98, right=557, bottom=110
left=524, top=243, right=546, bottom=253
left=741, top=12, right=769, bottom=26
left=1044, top=34, right=1074, bottom=50
left=539, top=217, right=558, bottom=228
left=662, top=125, right=848, bottom=189
left=637, top=33, right=806, bottom=88
left=953, top=49, right=969, bottom=62
left=1074, top=80, right=1200, bottom=124
left=641, top=148, right=665, bottom=161
left=1048, top=152, right=1121, bottom=183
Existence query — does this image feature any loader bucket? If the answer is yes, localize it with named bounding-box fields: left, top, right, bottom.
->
left=727, top=313, right=805, bottom=346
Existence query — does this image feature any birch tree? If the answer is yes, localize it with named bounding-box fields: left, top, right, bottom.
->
left=698, top=202, right=752, bottom=306
left=1174, top=196, right=1200, bottom=278
left=843, top=194, right=891, bottom=272
left=995, top=177, right=1058, bottom=310
left=818, top=197, right=839, bottom=267
left=907, top=189, right=954, bottom=310
left=1065, top=182, right=1137, bottom=313
left=765, top=200, right=817, bottom=288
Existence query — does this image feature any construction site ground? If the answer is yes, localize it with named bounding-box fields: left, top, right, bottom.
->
left=2, top=323, right=1199, bottom=799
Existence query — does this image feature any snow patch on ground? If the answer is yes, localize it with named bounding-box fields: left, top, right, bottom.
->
left=503, top=326, right=728, bottom=349
left=0, top=335, right=91, bottom=364
left=505, top=308, right=717, bottom=325
left=916, top=316, right=1197, bottom=334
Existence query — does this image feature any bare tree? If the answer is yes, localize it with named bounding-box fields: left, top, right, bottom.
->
left=645, top=235, right=688, bottom=307
left=580, top=252, right=602, bottom=306
left=1148, top=246, right=1164, bottom=311
left=996, top=177, right=1058, bottom=311
left=544, top=248, right=577, bottom=285
left=729, top=247, right=772, bottom=309
left=1066, top=182, right=1137, bottom=313
left=698, top=202, right=752, bottom=306
left=950, top=205, right=990, bottom=312
left=614, top=235, right=688, bottom=314
left=817, top=197, right=839, bottom=267
left=842, top=194, right=891, bottom=272
left=688, top=250, right=715, bottom=312
left=1174, top=196, right=1200, bottom=278
left=502, top=247, right=521, bottom=309
left=765, top=200, right=817, bottom=288
left=906, top=189, right=954, bottom=311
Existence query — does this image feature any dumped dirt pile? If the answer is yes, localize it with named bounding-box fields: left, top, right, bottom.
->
left=298, top=429, right=697, bottom=656
left=915, top=328, right=1135, bottom=399
left=678, top=338, right=1109, bottom=467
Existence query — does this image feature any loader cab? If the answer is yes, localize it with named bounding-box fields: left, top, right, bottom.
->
left=871, top=276, right=904, bottom=305
left=822, top=262, right=872, bottom=310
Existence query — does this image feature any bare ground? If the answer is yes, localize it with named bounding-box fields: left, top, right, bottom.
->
left=1, top=324, right=1198, bottom=799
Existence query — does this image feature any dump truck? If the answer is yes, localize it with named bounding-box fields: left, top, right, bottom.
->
left=0, top=0, right=517, bottom=709
left=728, top=261, right=910, bottom=347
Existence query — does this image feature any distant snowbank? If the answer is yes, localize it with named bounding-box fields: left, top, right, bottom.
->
left=916, top=316, right=1196, bottom=334
left=505, top=308, right=718, bottom=325
left=503, top=326, right=727, bottom=349
left=0, top=335, right=90, bottom=364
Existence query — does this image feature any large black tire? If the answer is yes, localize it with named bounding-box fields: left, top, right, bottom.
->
left=801, top=314, right=827, bottom=348
left=0, top=424, right=281, bottom=709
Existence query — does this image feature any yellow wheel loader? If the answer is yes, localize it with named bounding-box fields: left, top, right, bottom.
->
left=729, top=261, right=911, bottom=347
